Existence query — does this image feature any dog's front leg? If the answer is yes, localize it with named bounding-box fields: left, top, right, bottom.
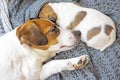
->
left=40, top=55, right=89, bottom=80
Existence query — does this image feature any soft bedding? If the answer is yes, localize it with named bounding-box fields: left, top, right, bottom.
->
left=0, top=0, right=120, bottom=80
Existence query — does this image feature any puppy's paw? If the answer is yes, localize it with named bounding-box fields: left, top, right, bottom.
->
left=40, top=55, right=89, bottom=80
left=74, top=55, right=89, bottom=69
left=67, top=55, right=89, bottom=69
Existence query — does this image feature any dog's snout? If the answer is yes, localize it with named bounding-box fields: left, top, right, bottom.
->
left=72, top=31, right=81, bottom=36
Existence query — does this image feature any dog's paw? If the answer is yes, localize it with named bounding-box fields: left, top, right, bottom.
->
left=40, top=55, right=89, bottom=80
left=67, top=55, right=89, bottom=69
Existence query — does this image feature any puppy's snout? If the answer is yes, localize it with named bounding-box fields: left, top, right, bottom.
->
left=72, top=31, right=81, bottom=37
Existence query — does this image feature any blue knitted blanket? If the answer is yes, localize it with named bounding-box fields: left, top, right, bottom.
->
left=0, top=0, right=120, bottom=80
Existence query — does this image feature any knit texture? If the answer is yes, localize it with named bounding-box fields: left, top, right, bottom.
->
left=0, top=0, right=120, bottom=80
left=0, top=18, right=5, bottom=36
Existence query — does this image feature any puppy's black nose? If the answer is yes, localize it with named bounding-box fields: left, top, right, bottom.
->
left=72, top=31, right=81, bottom=36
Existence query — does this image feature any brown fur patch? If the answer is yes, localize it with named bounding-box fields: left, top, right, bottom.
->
left=78, top=57, right=87, bottom=65
left=78, top=59, right=82, bottom=64
left=68, top=11, right=87, bottom=29
left=17, top=19, right=60, bottom=50
left=39, top=3, right=57, bottom=22
left=19, top=23, right=48, bottom=46
left=104, top=24, right=113, bottom=35
left=73, top=57, right=87, bottom=69
left=87, top=27, right=101, bottom=41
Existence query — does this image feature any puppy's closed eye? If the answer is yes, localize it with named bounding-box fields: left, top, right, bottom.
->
left=48, top=16, right=57, bottom=23
left=47, top=26, right=59, bottom=34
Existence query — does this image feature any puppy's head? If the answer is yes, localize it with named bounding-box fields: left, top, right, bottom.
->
left=17, top=19, right=80, bottom=52
left=17, top=19, right=59, bottom=50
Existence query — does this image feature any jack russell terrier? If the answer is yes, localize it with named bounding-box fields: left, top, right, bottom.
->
left=39, top=2, right=116, bottom=51
left=0, top=18, right=89, bottom=80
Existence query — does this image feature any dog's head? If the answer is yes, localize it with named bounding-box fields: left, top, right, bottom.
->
left=16, top=19, right=80, bottom=52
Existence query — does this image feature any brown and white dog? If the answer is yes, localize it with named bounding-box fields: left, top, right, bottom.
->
left=39, top=2, right=116, bottom=51
left=0, top=18, right=89, bottom=80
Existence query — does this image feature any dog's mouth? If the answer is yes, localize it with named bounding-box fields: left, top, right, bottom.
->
left=60, top=45, right=73, bottom=48
left=59, top=45, right=76, bottom=52
left=60, top=44, right=77, bottom=50
left=60, top=39, right=79, bottom=49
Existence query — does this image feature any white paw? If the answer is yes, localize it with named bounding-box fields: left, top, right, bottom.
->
left=67, top=55, right=89, bottom=69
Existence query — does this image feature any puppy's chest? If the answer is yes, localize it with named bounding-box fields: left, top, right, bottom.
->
left=22, top=56, right=43, bottom=70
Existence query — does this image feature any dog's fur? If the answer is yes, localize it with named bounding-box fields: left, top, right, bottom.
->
left=39, top=2, right=116, bottom=51
left=0, top=18, right=89, bottom=80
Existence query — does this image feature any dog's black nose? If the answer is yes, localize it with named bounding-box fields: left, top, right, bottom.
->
left=72, top=31, right=81, bottom=36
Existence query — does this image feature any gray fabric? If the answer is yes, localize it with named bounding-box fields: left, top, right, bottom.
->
left=2, top=0, right=120, bottom=80
left=0, top=18, right=5, bottom=36
left=8, top=0, right=73, bottom=29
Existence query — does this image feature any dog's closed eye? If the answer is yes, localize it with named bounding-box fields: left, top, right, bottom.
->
left=47, top=26, right=59, bottom=34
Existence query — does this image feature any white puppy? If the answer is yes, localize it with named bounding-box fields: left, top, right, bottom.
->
left=0, top=18, right=89, bottom=80
left=39, top=2, right=116, bottom=51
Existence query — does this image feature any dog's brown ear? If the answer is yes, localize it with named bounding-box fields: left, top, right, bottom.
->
left=39, top=3, right=57, bottom=22
left=16, top=21, right=48, bottom=47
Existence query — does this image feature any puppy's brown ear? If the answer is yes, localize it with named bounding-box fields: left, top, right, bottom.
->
left=39, top=3, right=57, bottom=22
left=16, top=21, right=48, bottom=47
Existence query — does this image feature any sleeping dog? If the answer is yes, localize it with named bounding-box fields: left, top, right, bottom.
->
left=0, top=18, right=89, bottom=80
left=39, top=2, right=116, bottom=51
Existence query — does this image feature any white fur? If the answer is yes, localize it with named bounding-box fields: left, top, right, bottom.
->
left=0, top=23, right=88, bottom=80
left=40, top=55, right=89, bottom=80
left=49, top=2, right=116, bottom=51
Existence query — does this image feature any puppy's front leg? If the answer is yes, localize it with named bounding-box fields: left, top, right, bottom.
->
left=40, top=55, right=89, bottom=80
